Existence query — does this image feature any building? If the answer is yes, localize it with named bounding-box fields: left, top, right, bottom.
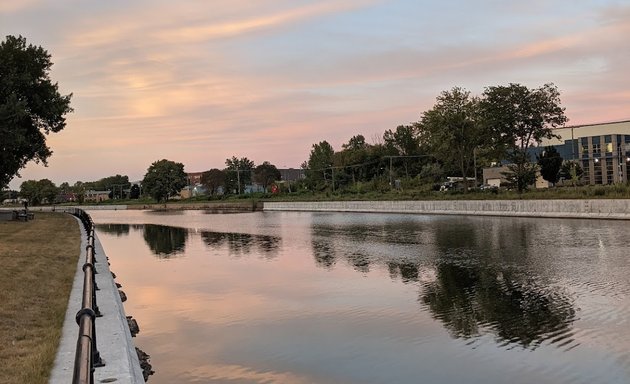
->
left=539, top=120, right=630, bottom=185
left=84, top=190, right=110, bottom=202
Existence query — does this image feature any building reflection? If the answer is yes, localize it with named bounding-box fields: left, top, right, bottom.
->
left=143, top=224, right=188, bottom=258
left=200, top=231, right=280, bottom=259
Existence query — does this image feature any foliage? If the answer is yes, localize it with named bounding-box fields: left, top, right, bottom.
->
left=129, top=184, right=141, bottom=199
left=0, top=35, right=73, bottom=188
left=253, top=161, right=281, bottom=192
left=559, top=161, right=584, bottom=187
left=481, top=83, right=567, bottom=192
left=142, top=159, right=187, bottom=202
left=419, top=87, right=483, bottom=189
left=537, top=146, right=563, bottom=185
left=19, top=179, right=58, bottom=205
left=224, top=156, right=254, bottom=194
left=201, top=168, right=226, bottom=195
left=305, top=141, right=334, bottom=189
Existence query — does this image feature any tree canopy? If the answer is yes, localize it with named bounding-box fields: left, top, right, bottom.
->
left=419, top=87, right=483, bottom=188
left=0, top=35, right=72, bottom=188
left=537, top=146, right=563, bottom=186
left=481, top=83, right=567, bottom=192
left=224, top=156, right=254, bottom=194
left=142, top=159, right=187, bottom=202
left=253, top=161, right=281, bottom=192
left=201, top=168, right=225, bottom=195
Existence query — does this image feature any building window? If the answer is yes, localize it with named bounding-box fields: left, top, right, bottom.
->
left=605, top=142, right=613, bottom=153
left=592, top=143, right=601, bottom=154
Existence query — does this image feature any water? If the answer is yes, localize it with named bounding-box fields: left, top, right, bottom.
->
left=89, top=210, right=630, bottom=384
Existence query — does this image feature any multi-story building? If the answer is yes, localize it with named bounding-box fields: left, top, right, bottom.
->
left=540, top=120, right=630, bottom=185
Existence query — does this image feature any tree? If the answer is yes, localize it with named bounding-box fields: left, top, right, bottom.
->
left=129, top=184, right=141, bottom=199
left=0, top=35, right=73, bottom=188
left=382, top=125, right=425, bottom=180
left=559, top=161, right=583, bottom=188
left=142, top=159, right=187, bottom=202
left=200, top=168, right=225, bottom=195
left=305, top=141, right=334, bottom=189
left=254, top=161, right=281, bottom=192
left=224, top=156, right=254, bottom=194
left=419, top=87, right=484, bottom=189
left=481, top=83, right=567, bottom=192
left=19, top=178, right=58, bottom=205
left=537, top=146, right=563, bottom=186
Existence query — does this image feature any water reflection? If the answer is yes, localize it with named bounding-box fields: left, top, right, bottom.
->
left=201, top=231, right=281, bottom=258
left=421, top=263, right=576, bottom=349
left=95, top=223, right=131, bottom=237
left=310, top=216, right=577, bottom=350
left=143, top=224, right=188, bottom=258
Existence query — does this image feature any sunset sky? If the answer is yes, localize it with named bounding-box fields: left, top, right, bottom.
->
left=2, top=0, right=629, bottom=189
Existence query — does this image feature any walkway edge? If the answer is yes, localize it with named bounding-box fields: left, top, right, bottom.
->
left=49, top=215, right=145, bottom=383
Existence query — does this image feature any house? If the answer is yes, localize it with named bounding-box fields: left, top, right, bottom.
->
left=84, top=190, right=110, bottom=202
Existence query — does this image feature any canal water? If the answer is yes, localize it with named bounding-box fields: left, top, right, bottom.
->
left=89, top=210, right=630, bottom=384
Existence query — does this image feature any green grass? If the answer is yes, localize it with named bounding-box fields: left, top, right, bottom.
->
left=0, top=212, right=80, bottom=384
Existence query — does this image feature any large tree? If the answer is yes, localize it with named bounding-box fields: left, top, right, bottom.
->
left=481, top=83, right=567, bottom=192
left=419, top=87, right=484, bottom=189
left=142, top=159, right=187, bottom=202
left=304, top=141, right=335, bottom=189
left=200, top=168, right=225, bottom=195
left=224, top=156, right=254, bottom=194
left=19, top=178, right=58, bottom=205
left=253, top=161, right=281, bottom=192
left=0, top=35, right=73, bottom=188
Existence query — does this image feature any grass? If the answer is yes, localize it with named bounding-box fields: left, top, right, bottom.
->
left=0, top=212, right=80, bottom=384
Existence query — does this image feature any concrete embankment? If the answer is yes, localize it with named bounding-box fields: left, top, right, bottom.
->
left=49, top=215, right=144, bottom=383
left=263, top=199, right=630, bottom=220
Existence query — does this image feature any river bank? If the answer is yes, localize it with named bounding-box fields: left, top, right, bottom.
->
left=22, top=199, right=630, bottom=220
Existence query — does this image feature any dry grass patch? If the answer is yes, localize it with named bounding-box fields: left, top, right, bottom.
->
left=0, top=212, right=80, bottom=384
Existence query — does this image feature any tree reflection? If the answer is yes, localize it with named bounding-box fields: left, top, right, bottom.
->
left=143, top=224, right=188, bottom=258
left=200, top=231, right=280, bottom=258
left=421, top=263, right=576, bottom=349
left=96, top=223, right=130, bottom=237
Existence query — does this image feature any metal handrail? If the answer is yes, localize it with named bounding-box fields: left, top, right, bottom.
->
left=66, top=208, right=105, bottom=384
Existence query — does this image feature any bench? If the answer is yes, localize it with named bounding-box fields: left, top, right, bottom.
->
left=13, top=210, right=35, bottom=221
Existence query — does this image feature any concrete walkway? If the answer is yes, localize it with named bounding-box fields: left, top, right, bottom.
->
left=49, top=216, right=144, bottom=383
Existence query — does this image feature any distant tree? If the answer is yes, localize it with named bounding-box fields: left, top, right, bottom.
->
left=142, top=159, right=187, bottom=202
left=383, top=125, right=420, bottom=156
left=19, top=180, right=39, bottom=204
left=99, top=174, right=130, bottom=198
left=419, top=87, right=484, bottom=190
left=201, top=168, right=225, bottom=195
left=305, top=141, right=334, bottom=189
left=0, top=35, right=73, bottom=188
left=224, top=156, right=254, bottom=194
left=481, top=83, right=567, bottom=193
left=342, top=134, right=368, bottom=151
left=537, top=146, right=563, bottom=186
left=19, top=178, right=58, bottom=205
left=129, top=184, right=140, bottom=199
left=254, top=161, right=281, bottom=192
left=559, top=161, right=583, bottom=188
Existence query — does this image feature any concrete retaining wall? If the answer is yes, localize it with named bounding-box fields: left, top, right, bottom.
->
left=263, top=199, right=630, bottom=220
left=50, top=216, right=144, bottom=383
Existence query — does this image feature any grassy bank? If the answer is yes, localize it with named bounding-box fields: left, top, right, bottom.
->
left=0, top=212, right=80, bottom=384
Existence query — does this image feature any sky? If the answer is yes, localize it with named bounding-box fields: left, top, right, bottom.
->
left=2, top=0, right=629, bottom=189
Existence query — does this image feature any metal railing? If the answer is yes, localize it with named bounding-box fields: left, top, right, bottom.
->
left=66, top=208, right=105, bottom=384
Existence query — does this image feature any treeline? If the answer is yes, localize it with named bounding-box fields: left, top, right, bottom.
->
left=301, top=83, right=569, bottom=193
left=6, top=82, right=573, bottom=205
